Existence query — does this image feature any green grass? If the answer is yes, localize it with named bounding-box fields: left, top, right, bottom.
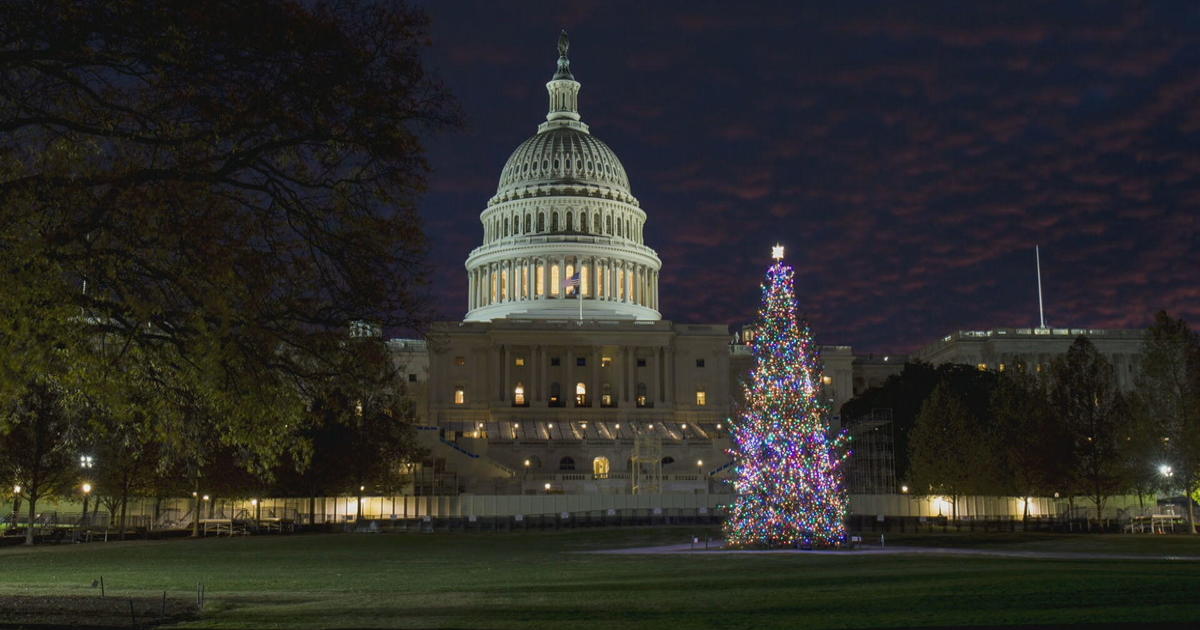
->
left=1, top=528, right=1199, bottom=628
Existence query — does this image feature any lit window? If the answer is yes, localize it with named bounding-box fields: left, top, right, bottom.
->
left=998, top=363, right=1006, bottom=372
left=696, top=359, right=705, bottom=368
left=696, top=389, right=707, bottom=406
left=977, top=363, right=988, bottom=371
left=575, top=382, right=588, bottom=407
left=513, top=383, right=526, bottom=406
left=822, top=375, right=832, bottom=385
left=455, top=356, right=465, bottom=367
left=636, top=382, right=648, bottom=408
left=515, top=357, right=525, bottom=367
left=454, top=387, right=465, bottom=405
left=601, top=356, right=612, bottom=368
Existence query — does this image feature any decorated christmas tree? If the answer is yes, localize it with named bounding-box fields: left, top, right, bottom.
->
left=724, top=245, right=850, bottom=548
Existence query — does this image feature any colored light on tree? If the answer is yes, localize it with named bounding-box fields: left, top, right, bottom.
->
left=724, top=252, right=850, bottom=548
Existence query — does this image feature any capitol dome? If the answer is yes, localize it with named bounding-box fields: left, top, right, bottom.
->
left=492, top=127, right=633, bottom=205
left=464, top=32, right=662, bottom=323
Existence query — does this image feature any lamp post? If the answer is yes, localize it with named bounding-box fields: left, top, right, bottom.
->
left=544, top=482, right=551, bottom=494
left=80, top=483, right=93, bottom=526
left=11, top=485, right=21, bottom=527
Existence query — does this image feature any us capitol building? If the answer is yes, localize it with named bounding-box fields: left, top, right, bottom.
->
left=387, top=34, right=1147, bottom=497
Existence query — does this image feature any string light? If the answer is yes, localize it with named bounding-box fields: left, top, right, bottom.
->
left=723, top=254, right=850, bottom=548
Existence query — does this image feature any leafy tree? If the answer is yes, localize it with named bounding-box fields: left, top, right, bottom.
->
left=0, top=0, right=456, bottom=474
left=990, top=363, right=1071, bottom=522
left=908, top=383, right=998, bottom=519
left=0, top=377, right=83, bottom=544
left=1131, top=312, right=1200, bottom=533
left=1051, top=337, right=1125, bottom=521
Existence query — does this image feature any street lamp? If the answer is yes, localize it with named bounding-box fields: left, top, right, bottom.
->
left=1159, top=464, right=1174, bottom=478
left=80, top=483, right=93, bottom=525
left=544, top=482, right=551, bottom=494
left=900, top=485, right=909, bottom=494
left=79, top=455, right=94, bottom=469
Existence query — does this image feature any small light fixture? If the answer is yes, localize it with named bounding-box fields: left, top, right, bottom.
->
left=202, top=495, right=210, bottom=501
left=251, top=499, right=258, bottom=506
left=81, top=483, right=92, bottom=494
left=12, top=485, right=20, bottom=494
left=900, top=485, right=908, bottom=494
left=524, top=459, right=531, bottom=467
left=544, top=482, right=551, bottom=491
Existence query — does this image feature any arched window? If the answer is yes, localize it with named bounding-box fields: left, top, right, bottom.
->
left=606, top=215, right=613, bottom=235
left=593, top=456, right=610, bottom=478
left=454, top=386, right=465, bottom=405
left=551, top=212, right=559, bottom=232
left=601, top=383, right=614, bottom=407
left=575, top=382, right=588, bottom=407
left=636, top=382, right=648, bottom=408
left=566, top=213, right=574, bottom=231
left=549, top=382, right=563, bottom=407
left=537, top=212, right=545, bottom=232
left=503, top=217, right=509, bottom=237
left=525, top=214, right=532, bottom=233
left=594, top=213, right=601, bottom=235
left=559, top=456, right=576, bottom=471
left=513, top=382, right=527, bottom=407
left=661, top=456, right=675, bottom=466
left=581, top=213, right=588, bottom=233
left=617, top=219, right=623, bottom=238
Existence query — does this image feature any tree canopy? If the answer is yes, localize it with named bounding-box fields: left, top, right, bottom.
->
left=0, top=0, right=455, bottom=471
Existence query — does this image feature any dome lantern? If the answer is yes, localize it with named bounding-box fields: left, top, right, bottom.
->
left=541, top=29, right=586, bottom=132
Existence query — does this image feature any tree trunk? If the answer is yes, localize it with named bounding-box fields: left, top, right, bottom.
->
left=1023, top=495, right=1030, bottom=526
left=24, top=494, right=37, bottom=546
left=191, top=478, right=200, bottom=537
left=1188, top=482, right=1197, bottom=535
left=118, top=497, right=128, bottom=541
left=356, top=491, right=363, bottom=521
left=308, top=496, right=316, bottom=526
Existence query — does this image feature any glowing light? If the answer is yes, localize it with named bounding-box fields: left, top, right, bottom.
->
left=1159, top=464, right=1174, bottom=477
left=81, top=483, right=92, bottom=494
left=202, top=495, right=210, bottom=501
left=900, top=485, right=909, bottom=493
left=251, top=499, right=258, bottom=506
left=12, top=485, right=20, bottom=494
left=771, top=244, right=785, bottom=260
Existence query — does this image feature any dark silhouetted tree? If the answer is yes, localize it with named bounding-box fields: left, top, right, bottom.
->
left=1051, top=337, right=1125, bottom=521
left=1131, top=312, right=1200, bottom=533
left=0, top=1, right=457, bottom=474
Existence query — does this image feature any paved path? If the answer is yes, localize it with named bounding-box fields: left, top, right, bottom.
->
left=587, top=542, right=1200, bottom=562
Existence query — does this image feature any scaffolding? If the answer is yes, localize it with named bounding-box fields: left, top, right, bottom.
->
left=845, top=409, right=897, bottom=494
left=631, top=434, right=663, bottom=495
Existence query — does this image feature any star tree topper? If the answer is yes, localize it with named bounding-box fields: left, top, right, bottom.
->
left=771, top=244, right=785, bottom=260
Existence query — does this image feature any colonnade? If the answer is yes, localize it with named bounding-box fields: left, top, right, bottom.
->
left=468, top=256, right=659, bottom=311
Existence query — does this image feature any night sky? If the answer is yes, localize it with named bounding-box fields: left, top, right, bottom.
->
left=413, top=1, right=1199, bottom=354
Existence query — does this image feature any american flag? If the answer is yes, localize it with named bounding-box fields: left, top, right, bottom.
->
left=562, top=271, right=580, bottom=291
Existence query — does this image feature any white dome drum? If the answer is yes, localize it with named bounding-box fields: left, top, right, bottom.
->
left=464, top=33, right=661, bottom=323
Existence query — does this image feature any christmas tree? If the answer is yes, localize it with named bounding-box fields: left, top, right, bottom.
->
left=724, top=245, right=850, bottom=548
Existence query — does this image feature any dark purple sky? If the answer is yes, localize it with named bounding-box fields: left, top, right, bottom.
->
left=413, top=1, right=1199, bottom=354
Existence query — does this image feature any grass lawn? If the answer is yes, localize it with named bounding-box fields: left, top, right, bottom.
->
left=0, top=527, right=1198, bottom=629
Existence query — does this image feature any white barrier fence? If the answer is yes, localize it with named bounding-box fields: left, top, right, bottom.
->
left=11, top=492, right=1158, bottom=526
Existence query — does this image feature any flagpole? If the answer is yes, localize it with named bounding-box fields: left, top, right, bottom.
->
left=578, top=280, right=583, bottom=322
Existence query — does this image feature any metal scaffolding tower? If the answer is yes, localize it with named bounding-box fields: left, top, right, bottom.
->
left=631, top=434, right=663, bottom=494
left=845, top=409, right=897, bottom=494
